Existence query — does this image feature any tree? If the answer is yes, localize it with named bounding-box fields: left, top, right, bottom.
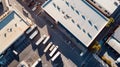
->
left=106, top=17, right=114, bottom=27
left=88, top=41, right=101, bottom=53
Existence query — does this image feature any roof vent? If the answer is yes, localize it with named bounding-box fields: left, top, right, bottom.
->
left=4, top=33, right=6, bottom=37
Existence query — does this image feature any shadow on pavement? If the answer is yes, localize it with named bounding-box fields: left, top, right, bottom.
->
left=0, top=3, right=4, bottom=15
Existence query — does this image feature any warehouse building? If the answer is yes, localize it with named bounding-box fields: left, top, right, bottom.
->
left=0, top=11, right=30, bottom=55
left=42, top=0, right=109, bottom=49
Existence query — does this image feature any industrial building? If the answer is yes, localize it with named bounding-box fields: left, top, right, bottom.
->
left=42, top=0, right=110, bottom=47
left=0, top=11, right=30, bottom=55
left=87, top=0, right=120, bottom=17
left=107, top=26, right=120, bottom=55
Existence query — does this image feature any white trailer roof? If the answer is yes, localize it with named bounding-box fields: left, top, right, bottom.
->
left=107, top=37, right=120, bottom=54
left=42, top=0, right=109, bottom=47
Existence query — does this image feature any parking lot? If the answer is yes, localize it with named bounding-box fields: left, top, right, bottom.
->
left=7, top=17, right=80, bottom=67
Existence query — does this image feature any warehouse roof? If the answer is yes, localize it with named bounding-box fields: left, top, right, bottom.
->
left=42, top=0, right=109, bottom=47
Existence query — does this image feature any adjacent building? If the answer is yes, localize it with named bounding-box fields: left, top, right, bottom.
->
left=87, top=0, right=120, bottom=17
left=0, top=11, right=30, bottom=55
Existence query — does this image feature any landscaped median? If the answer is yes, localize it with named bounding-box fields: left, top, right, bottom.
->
left=106, top=17, right=114, bottom=27
left=88, top=41, right=101, bottom=53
